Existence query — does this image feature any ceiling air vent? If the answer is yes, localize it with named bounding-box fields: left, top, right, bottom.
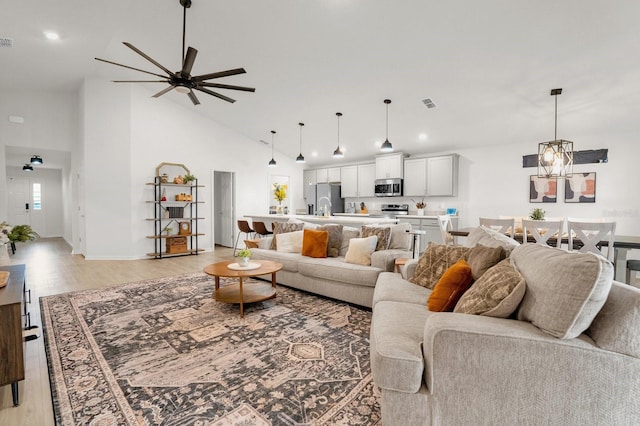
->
left=0, top=38, right=13, bottom=48
left=422, top=98, right=436, bottom=109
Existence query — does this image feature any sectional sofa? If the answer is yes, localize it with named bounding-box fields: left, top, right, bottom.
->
left=369, top=226, right=640, bottom=425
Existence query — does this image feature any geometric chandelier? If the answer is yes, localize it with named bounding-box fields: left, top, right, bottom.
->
left=538, top=88, right=573, bottom=178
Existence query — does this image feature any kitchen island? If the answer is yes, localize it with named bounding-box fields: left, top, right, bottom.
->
left=244, top=214, right=398, bottom=229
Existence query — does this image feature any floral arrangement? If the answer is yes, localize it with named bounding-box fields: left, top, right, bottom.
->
left=237, top=248, right=251, bottom=258
left=0, top=222, right=39, bottom=245
left=273, top=183, right=287, bottom=203
left=411, top=198, right=426, bottom=209
left=0, top=222, right=12, bottom=245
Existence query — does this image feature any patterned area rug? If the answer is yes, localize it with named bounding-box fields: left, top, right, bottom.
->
left=40, top=273, right=380, bottom=425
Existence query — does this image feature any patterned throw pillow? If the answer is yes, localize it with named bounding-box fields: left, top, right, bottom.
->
left=316, top=224, right=343, bottom=257
left=361, top=226, right=391, bottom=251
left=270, top=222, right=304, bottom=250
left=427, top=259, right=474, bottom=312
left=454, top=259, right=526, bottom=318
left=410, top=243, right=471, bottom=289
left=467, top=244, right=505, bottom=280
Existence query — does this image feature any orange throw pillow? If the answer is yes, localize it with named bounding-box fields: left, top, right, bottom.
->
left=427, top=259, right=474, bottom=312
left=301, top=229, right=329, bottom=258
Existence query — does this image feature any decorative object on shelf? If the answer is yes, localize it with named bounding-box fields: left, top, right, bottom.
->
left=183, top=173, right=196, bottom=184
left=332, top=112, right=344, bottom=158
left=529, top=175, right=557, bottom=203
left=564, top=172, right=596, bottom=203
left=296, top=122, right=305, bottom=163
left=166, top=236, right=188, bottom=253
left=529, top=208, right=546, bottom=221
left=237, top=248, right=251, bottom=266
left=538, top=88, right=574, bottom=178
left=268, top=130, right=277, bottom=167
left=380, top=99, right=393, bottom=153
left=178, top=221, right=191, bottom=235
left=160, top=173, right=169, bottom=183
left=173, top=175, right=184, bottom=184
left=273, top=182, right=287, bottom=215
left=175, top=193, right=193, bottom=201
left=161, top=188, right=167, bottom=201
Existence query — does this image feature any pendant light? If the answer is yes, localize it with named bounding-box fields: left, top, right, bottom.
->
left=538, top=88, right=573, bottom=178
left=22, top=164, right=34, bottom=172
left=332, top=112, right=344, bottom=158
left=380, top=99, right=393, bottom=153
left=296, top=122, right=306, bottom=163
left=268, top=130, right=277, bottom=167
left=30, top=155, right=44, bottom=165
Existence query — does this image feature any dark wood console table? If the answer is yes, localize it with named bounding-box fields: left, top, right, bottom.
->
left=0, top=264, right=27, bottom=406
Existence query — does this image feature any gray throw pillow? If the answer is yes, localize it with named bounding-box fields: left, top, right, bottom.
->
left=316, top=224, right=343, bottom=257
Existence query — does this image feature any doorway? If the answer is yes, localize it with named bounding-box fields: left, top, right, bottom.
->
left=213, top=170, right=235, bottom=248
left=7, top=176, right=46, bottom=235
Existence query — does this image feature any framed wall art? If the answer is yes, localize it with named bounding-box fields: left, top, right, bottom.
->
left=564, top=172, right=596, bottom=203
left=529, top=175, right=557, bottom=203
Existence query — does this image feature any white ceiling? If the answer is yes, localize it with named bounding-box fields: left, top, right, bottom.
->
left=2, top=0, right=639, bottom=167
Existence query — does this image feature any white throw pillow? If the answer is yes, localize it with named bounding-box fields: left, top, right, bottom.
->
left=276, top=230, right=304, bottom=253
left=344, top=236, right=378, bottom=266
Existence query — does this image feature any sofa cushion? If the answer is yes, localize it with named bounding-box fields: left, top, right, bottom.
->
left=371, top=249, right=413, bottom=272
left=271, top=222, right=304, bottom=249
left=298, top=256, right=382, bottom=287
left=512, top=243, right=613, bottom=339
left=454, top=258, right=526, bottom=318
left=373, top=272, right=431, bottom=307
left=361, top=226, right=391, bottom=251
left=374, top=223, right=412, bottom=251
left=467, top=244, right=505, bottom=280
left=339, top=226, right=361, bottom=257
left=316, top=224, right=343, bottom=257
left=587, top=281, right=640, bottom=358
left=370, top=300, right=430, bottom=393
left=410, top=243, right=471, bottom=289
left=464, top=226, right=519, bottom=256
left=276, top=230, right=304, bottom=253
left=301, top=229, right=328, bottom=258
left=345, top=236, right=378, bottom=266
left=249, top=249, right=301, bottom=272
left=427, top=259, right=474, bottom=312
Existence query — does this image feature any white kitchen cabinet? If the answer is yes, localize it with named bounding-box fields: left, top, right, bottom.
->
left=340, top=165, right=358, bottom=197
left=397, top=216, right=459, bottom=255
left=303, top=170, right=317, bottom=186
left=403, top=157, right=427, bottom=196
left=340, top=163, right=375, bottom=197
left=375, top=153, right=404, bottom=179
left=327, top=167, right=341, bottom=183
left=426, top=155, right=458, bottom=197
left=315, top=168, right=329, bottom=183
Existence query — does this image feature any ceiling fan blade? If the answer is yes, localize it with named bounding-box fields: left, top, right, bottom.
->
left=192, top=68, right=246, bottom=82
left=95, top=58, right=168, bottom=79
left=181, top=47, right=198, bottom=77
left=152, top=86, right=176, bottom=98
left=112, top=80, right=169, bottom=83
left=122, top=42, right=174, bottom=76
left=187, top=90, right=201, bottom=105
left=195, top=87, right=236, bottom=103
left=199, top=82, right=255, bottom=92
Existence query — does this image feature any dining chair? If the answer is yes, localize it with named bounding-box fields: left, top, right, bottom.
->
left=437, top=215, right=455, bottom=246
left=233, top=220, right=255, bottom=256
left=521, top=219, right=564, bottom=247
left=567, top=219, right=616, bottom=262
left=253, top=221, right=273, bottom=238
left=479, top=217, right=515, bottom=238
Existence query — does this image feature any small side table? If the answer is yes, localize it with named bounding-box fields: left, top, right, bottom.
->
left=395, top=258, right=409, bottom=273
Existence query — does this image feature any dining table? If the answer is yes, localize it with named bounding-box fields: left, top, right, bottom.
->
left=450, top=229, right=640, bottom=283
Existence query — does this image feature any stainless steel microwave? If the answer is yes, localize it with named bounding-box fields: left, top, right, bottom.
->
left=375, top=178, right=403, bottom=197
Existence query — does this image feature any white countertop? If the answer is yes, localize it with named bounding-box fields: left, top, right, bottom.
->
left=245, top=213, right=398, bottom=225
left=399, top=215, right=460, bottom=220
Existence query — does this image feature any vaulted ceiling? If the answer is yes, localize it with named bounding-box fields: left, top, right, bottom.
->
left=2, top=0, right=639, bottom=167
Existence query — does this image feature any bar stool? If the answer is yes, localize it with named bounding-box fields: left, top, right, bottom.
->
left=234, top=220, right=255, bottom=256
left=627, top=260, right=640, bottom=286
left=253, top=221, right=273, bottom=238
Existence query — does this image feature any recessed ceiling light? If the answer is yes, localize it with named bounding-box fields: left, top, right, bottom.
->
left=44, top=31, right=59, bottom=40
left=419, top=133, right=428, bottom=141
left=311, top=151, right=318, bottom=157
left=373, top=140, right=382, bottom=148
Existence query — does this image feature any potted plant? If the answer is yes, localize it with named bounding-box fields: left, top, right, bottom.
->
left=183, top=173, right=196, bottom=184
left=8, top=224, right=39, bottom=243
left=529, top=208, right=545, bottom=221
left=237, top=248, right=251, bottom=266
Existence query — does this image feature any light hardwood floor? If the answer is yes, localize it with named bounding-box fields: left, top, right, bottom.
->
left=0, top=238, right=235, bottom=425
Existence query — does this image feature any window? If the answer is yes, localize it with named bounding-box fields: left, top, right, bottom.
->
left=32, top=183, right=42, bottom=210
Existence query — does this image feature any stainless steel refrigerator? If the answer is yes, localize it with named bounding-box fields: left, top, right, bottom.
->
left=315, top=183, right=344, bottom=215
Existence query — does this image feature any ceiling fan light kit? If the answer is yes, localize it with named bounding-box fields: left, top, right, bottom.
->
left=380, top=99, right=394, bottom=153
left=95, top=0, right=254, bottom=106
left=538, top=88, right=574, bottom=178
left=332, top=112, right=344, bottom=158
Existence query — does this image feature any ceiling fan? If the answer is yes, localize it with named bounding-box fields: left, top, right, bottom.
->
left=95, top=0, right=255, bottom=105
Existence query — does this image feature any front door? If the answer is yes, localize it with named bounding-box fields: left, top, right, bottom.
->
left=7, top=177, right=46, bottom=236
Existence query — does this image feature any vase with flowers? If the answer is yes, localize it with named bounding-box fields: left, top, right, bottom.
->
left=237, top=248, right=252, bottom=266
left=412, top=199, right=426, bottom=216
left=273, top=183, right=287, bottom=215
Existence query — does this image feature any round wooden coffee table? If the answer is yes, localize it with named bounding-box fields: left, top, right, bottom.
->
left=203, top=260, right=283, bottom=317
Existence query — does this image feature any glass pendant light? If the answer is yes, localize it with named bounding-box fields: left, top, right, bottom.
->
left=538, top=89, right=573, bottom=178
left=380, top=99, right=393, bottom=153
left=30, top=155, right=44, bottom=165
left=296, top=122, right=306, bottom=163
left=332, top=112, right=344, bottom=158
left=22, top=164, right=34, bottom=171
left=268, top=130, right=277, bottom=167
